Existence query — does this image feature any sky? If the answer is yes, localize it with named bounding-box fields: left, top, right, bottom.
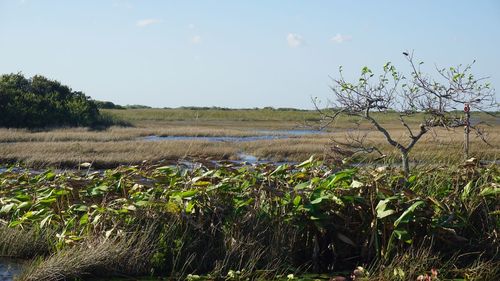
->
left=1, top=0, right=499, bottom=109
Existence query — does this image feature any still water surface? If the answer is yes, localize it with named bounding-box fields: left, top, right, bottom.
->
left=0, top=258, right=24, bottom=281
left=141, top=129, right=326, bottom=142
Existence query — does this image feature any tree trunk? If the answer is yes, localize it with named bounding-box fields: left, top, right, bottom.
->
left=401, top=151, right=410, bottom=177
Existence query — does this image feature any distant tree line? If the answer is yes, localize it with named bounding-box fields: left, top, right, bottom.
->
left=95, top=101, right=153, bottom=110
left=0, top=73, right=125, bottom=128
left=172, top=106, right=312, bottom=111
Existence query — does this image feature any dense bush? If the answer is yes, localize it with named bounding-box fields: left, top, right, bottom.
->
left=0, top=73, right=109, bottom=128
left=94, top=100, right=125, bottom=110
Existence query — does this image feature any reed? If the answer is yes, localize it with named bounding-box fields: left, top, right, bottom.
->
left=18, top=226, right=158, bottom=281
left=0, top=226, right=52, bottom=258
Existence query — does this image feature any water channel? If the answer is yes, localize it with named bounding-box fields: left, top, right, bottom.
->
left=0, top=258, right=24, bottom=281
left=140, top=129, right=326, bottom=142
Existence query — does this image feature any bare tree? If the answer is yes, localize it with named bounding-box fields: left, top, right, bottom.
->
left=317, top=52, right=496, bottom=176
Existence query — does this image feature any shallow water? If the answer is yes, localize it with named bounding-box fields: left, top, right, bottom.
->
left=141, top=135, right=289, bottom=142
left=141, top=129, right=326, bottom=142
left=237, top=153, right=259, bottom=163
left=0, top=258, right=24, bottom=281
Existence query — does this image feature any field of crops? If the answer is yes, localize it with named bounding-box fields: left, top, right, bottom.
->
left=0, top=157, right=498, bottom=280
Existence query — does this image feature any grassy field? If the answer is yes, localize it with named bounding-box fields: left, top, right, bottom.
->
left=0, top=108, right=498, bottom=168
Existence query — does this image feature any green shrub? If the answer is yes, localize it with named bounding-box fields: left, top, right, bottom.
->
left=0, top=73, right=120, bottom=128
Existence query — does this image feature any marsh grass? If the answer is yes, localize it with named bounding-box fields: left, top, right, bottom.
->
left=0, top=129, right=497, bottom=168
left=0, top=125, right=274, bottom=143
left=103, top=108, right=499, bottom=125
left=367, top=244, right=442, bottom=281
left=456, top=257, right=500, bottom=281
left=1, top=109, right=497, bottom=168
left=243, top=127, right=499, bottom=163
left=0, top=140, right=240, bottom=168
left=0, top=226, right=52, bottom=258
left=18, top=225, right=158, bottom=281
left=368, top=246, right=500, bottom=281
left=101, top=108, right=323, bottom=122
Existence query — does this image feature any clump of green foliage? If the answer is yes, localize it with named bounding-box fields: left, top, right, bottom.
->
left=94, top=100, right=125, bottom=110
left=0, top=73, right=121, bottom=128
left=0, top=159, right=498, bottom=280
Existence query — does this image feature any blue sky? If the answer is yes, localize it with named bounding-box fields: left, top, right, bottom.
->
left=1, top=0, right=499, bottom=109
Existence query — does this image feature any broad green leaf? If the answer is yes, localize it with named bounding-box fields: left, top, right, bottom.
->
left=310, top=197, right=323, bottom=205
left=53, top=189, right=69, bottom=196
left=17, top=201, right=32, bottom=209
left=407, top=175, right=416, bottom=183
left=176, top=189, right=198, bottom=199
left=15, top=194, right=31, bottom=201
left=293, top=196, right=302, bottom=206
left=125, top=205, right=137, bottom=211
left=377, top=209, right=396, bottom=219
left=350, top=180, right=364, bottom=188
left=326, top=169, right=355, bottom=188
left=91, top=185, right=109, bottom=196
left=0, top=203, right=15, bottom=214
left=480, top=185, right=500, bottom=197
left=40, top=214, right=53, bottom=228
left=393, top=267, right=405, bottom=278
left=134, top=200, right=149, bottom=207
left=461, top=181, right=473, bottom=201
left=394, top=201, right=424, bottom=227
left=155, top=166, right=173, bottom=172
left=234, top=198, right=253, bottom=209
left=185, top=201, right=195, bottom=213
left=39, top=198, right=57, bottom=204
left=92, top=214, right=102, bottom=225
left=393, top=229, right=412, bottom=244
left=294, top=182, right=309, bottom=190
left=9, top=220, right=23, bottom=227
left=73, top=205, right=88, bottom=212
left=376, top=197, right=397, bottom=219
left=193, top=181, right=211, bottom=187
left=44, top=171, right=56, bottom=181
left=270, top=164, right=288, bottom=176
left=297, top=155, right=315, bottom=168
left=79, top=213, right=89, bottom=226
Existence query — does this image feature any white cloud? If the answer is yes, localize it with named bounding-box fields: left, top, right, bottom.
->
left=188, top=23, right=196, bottom=29
left=330, top=33, right=352, bottom=43
left=287, top=33, right=304, bottom=48
left=136, top=19, right=162, bottom=27
left=191, top=35, right=202, bottom=44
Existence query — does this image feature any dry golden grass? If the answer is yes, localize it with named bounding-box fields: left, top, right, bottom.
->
left=243, top=126, right=500, bottom=163
left=0, top=140, right=239, bottom=168
left=0, top=109, right=497, bottom=168
left=0, top=126, right=252, bottom=143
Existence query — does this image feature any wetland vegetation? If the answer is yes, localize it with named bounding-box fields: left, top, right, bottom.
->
left=0, top=158, right=499, bottom=280
left=0, top=66, right=499, bottom=281
left=0, top=108, right=498, bottom=169
left=0, top=95, right=498, bottom=281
